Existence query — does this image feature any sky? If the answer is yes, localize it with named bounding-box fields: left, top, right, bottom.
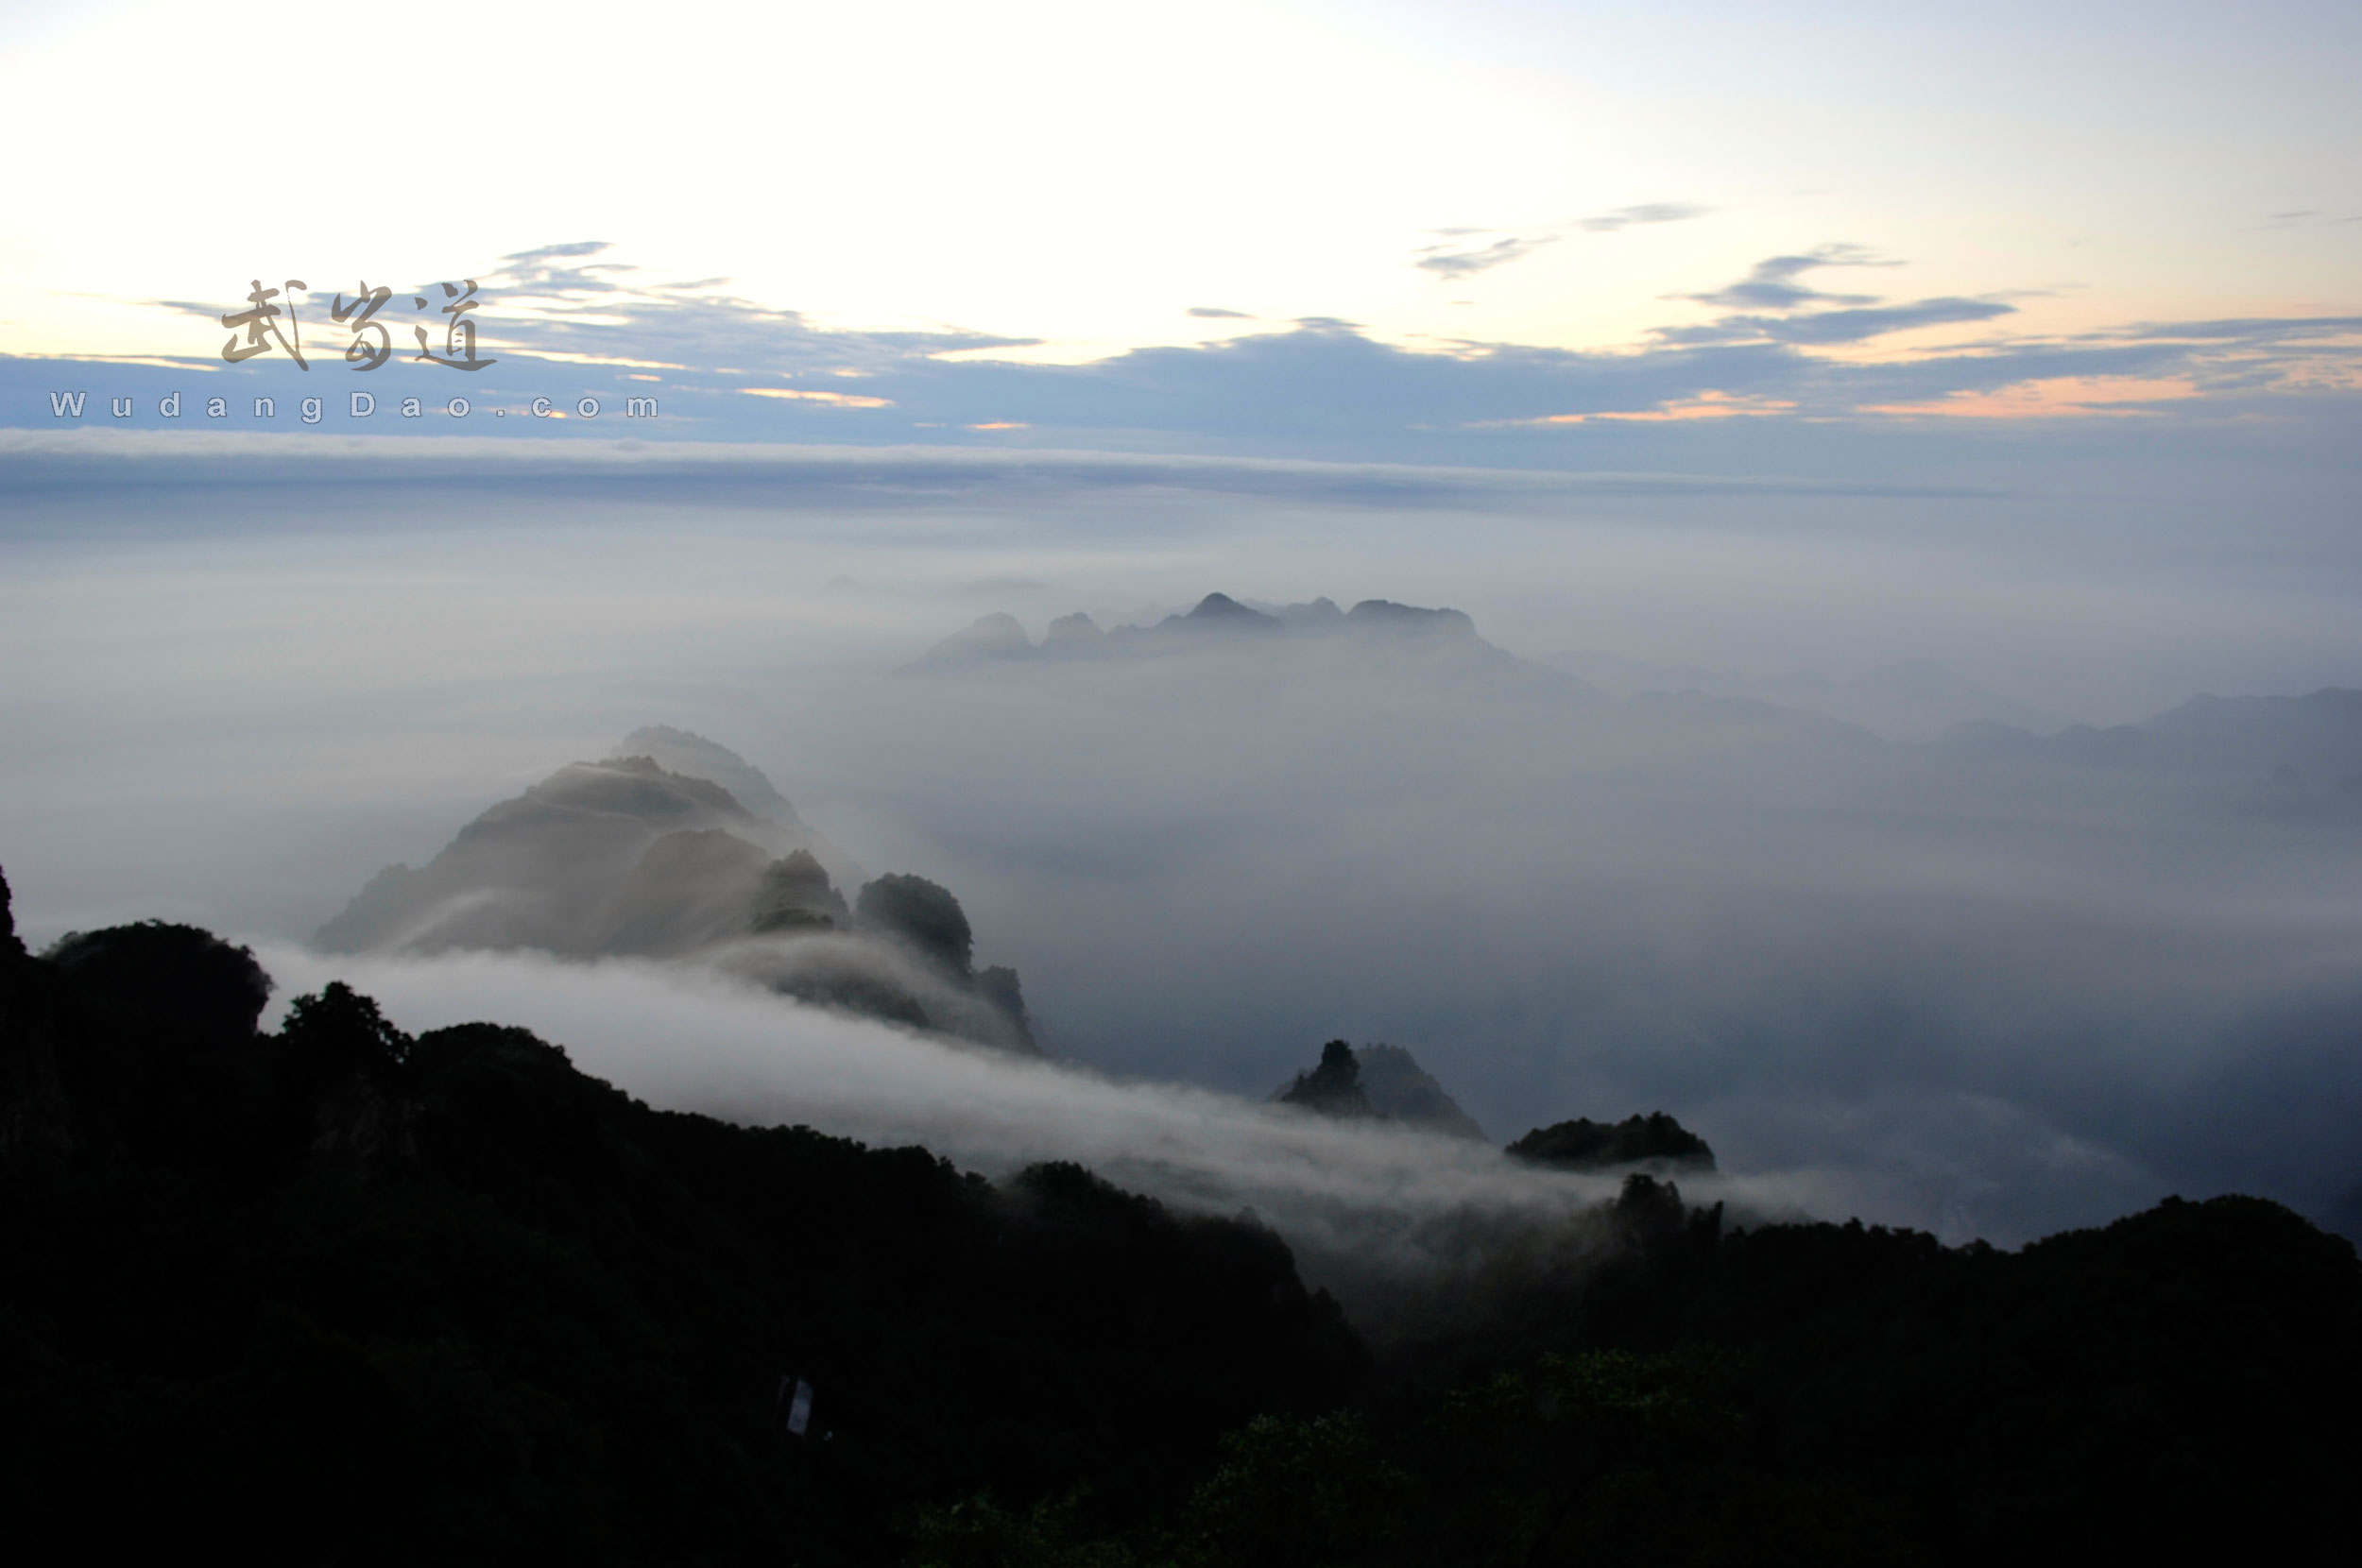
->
left=3, top=0, right=2360, bottom=1253
left=3, top=0, right=2357, bottom=445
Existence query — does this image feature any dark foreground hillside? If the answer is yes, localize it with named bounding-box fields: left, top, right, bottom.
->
left=4, top=868, right=2359, bottom=1564
left=0, top=879, right=1364, bottom=1564
left=917, top=1176, right=2361, bottom=1566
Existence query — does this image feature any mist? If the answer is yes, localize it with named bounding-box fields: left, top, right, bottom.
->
left=751, top=618, right=2362, bottom=1243
left=247, top=939, right=1828, bottom=1335
left=6, top=437, right=2361, bottom=1249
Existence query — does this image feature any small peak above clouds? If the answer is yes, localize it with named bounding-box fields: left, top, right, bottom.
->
left=607, top=726, right=866, bottom=894
left=1182, top=591, right=1284, bottom=632
left=1275, top=1040, right=1487, bottom=1140
left=317, top=754, right=790, bottom=957
left=1508, top=1112, right=1716, bottom=1173
left=1353, top=1043, right=1486, bottom=1140
left=1276, top=1039, right=1378, bottom=1118
left=612, top=724, right=804, bottom=829
left=914, top=611, right=1036, bottom=668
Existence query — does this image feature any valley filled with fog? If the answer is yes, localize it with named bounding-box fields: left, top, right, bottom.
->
left=5, top=438, right=2359, bottom=1253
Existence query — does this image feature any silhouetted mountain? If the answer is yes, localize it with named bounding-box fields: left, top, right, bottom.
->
left=1168, top=590, right=1283, bottom=635
left=910, top=591, right=1536, bottom=675
left=1354, top=1044, right=1485, bottom=1139
left=1508, top=1111, right=1716, bottom=1172
left=1276, top=1038, right=1376, bottom=1117
left=856, top=873, right=976, bottom=976
left=1217, top=1191, right=2358, bottom=1567
left=315, top=738, right=1036, bottom=1052
left=1273, top=1041, right=1484, bottom=1138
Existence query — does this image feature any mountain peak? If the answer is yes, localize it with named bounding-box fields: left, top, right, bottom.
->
left=1276, top=1039, right=1376, bottom=1117
left=1182, top=592, right=1284, bottom=631
left=1271, top=1040, right=1484, bottom=1136
left=610, top=725, right=803, bottom=828
left=916, top=612, right=1035, bottom=666
left=1345, top=600, right=1477, bottom=639
left=1507, top=1111, right=1715, bottom=1171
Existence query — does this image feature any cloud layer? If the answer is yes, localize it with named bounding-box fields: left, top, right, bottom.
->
left=9, top=238, right=2353, bottom=467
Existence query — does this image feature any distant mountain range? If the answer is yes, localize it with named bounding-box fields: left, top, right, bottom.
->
left=911, top=591, right=1530, bottom=674
left=903, top=592, right=1900, bottom=768
left=1944, top=687, right=2362, bottom=789
left=915, top=593, right=2362, bottom=799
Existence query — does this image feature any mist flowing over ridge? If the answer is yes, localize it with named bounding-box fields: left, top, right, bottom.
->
left=314, top=733, right=1039, bottom=1056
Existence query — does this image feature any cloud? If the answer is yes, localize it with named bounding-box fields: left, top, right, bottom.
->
left=1414, top=233, right=1557, bottom=281
left=1737, top=297, right=2018, bottom=344
left=173, top=595, right=2360, bottom=1254
left=227, top=936, right=2209, bottom=1308
left=1188, top=306, right=1254, bottom=319
left=0, top=429, right=1984, bottom=514
left=2257, top=210, right=2362, bottom=229
left=2101, top=314, right=2362, bottom=343
left=1412, top=203, right=1706, bottom=281
left=5, top=305, right=2343, bottom=471
left=495, top=240, right=636, bottom=295
left=744, top=386, right=896, bottom=408
left=1863, top=374, right=2199, bottom=418
left=1686, top=243, right=1895, bottom=311
left=26, top=237, right=2362, bottom=462
left=245, top=941, right=1815, bottom=1324
left=1576, top=202, right=1711, bottom=232
left=155, top=243, right=1041, bottom=383
left=9, top=431, right=2362, bottom=1254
